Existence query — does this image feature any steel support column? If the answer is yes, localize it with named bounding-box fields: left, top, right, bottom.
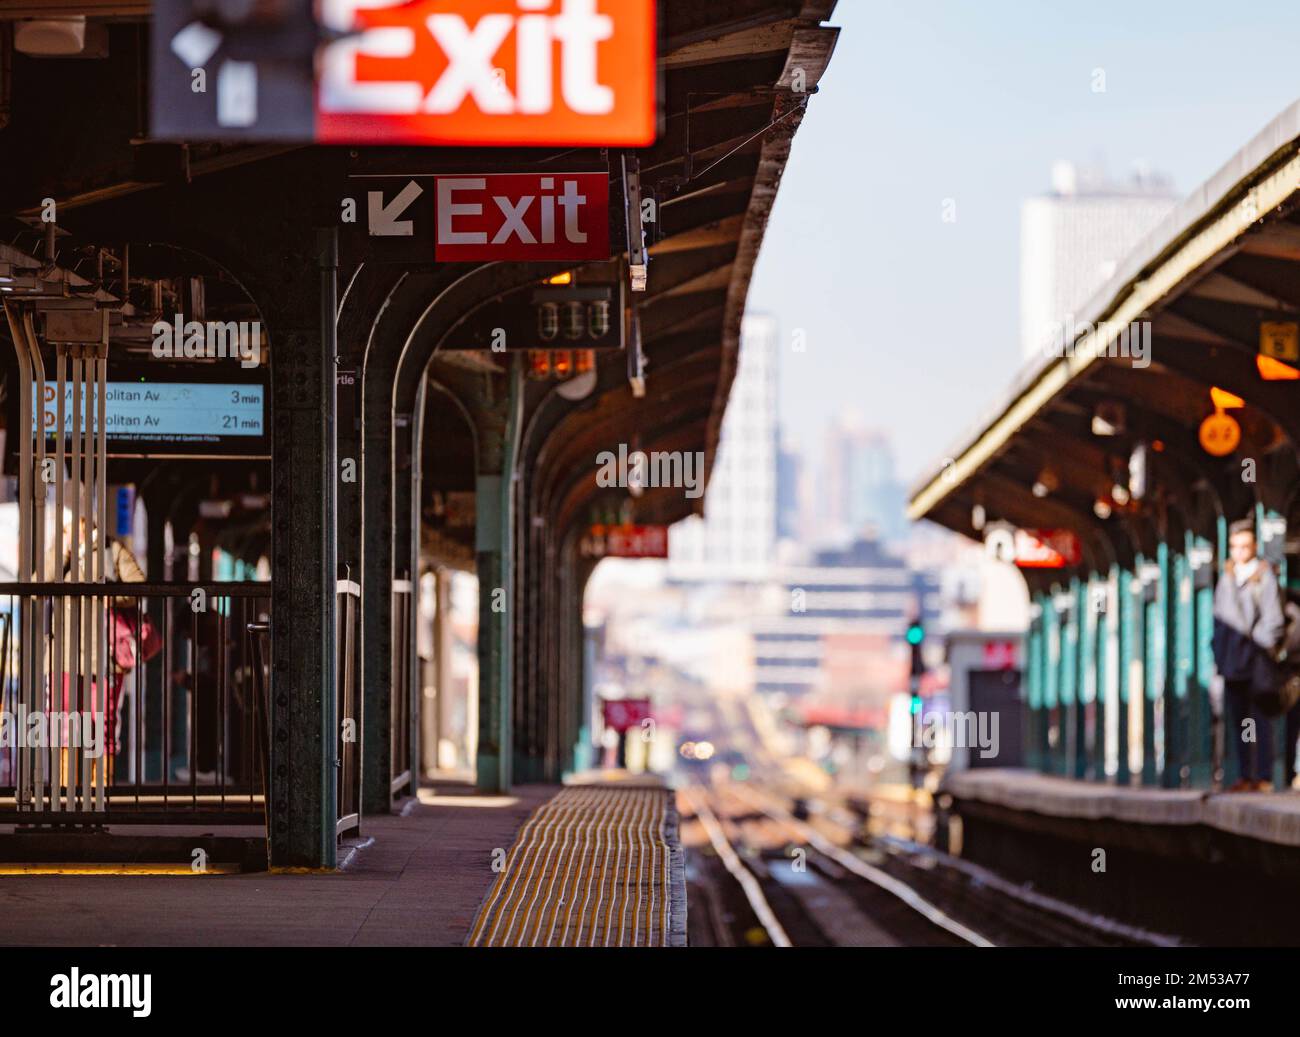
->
left=1140, top=551, right=1162, bottom=787
left=1043, top=591, right=1061, bottom=775
left=266, top=227, right=339, bottom=868
left=1072, top=578, right=1089, bottom=780
left=1092, top=571, right=1110, bottom=781
left=476, top=360, right=522, bottom=793
left=511, top=476, right=543, bottom=784
left=1163, top=545, right=1191, bottom=787
left=1116, top=566, right=1134, bottom=785
left=1025, top=602, right=1044, bottom=772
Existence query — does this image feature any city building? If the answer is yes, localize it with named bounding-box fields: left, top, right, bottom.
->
left=1019, top=160, right=1178, bottom=363
left=750, top=536, right=940, bottom=699
left=776, top=433, right=804, bottom=542
left=669, top=314, right=778, bottom=581
left=819, top=414, right=909, bottom=546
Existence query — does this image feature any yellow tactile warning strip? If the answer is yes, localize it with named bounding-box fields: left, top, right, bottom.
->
left=468, top=786, right=685, bottom=947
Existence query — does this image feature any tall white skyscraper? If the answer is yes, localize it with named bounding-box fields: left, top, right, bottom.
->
left=669, top=314, right=778, bottom=581
left=1020, top=161, right=1177, bottom=363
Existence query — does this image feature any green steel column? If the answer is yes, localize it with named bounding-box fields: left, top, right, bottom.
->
left=1026, top=603, right=1044, bottom=772
left=1141, top=552, right=1164, bottom=786
left=1074, top=578, right=1092, bottom=779
left=1164, top=545, right=1192, bottom=787
left=476, top=361, right=522, bottom=794
left=576, top=609, right=596, bottom=774
left=1215, top=514, right=1236, bottom=788
left=1189, top=536, right=1215, bottom=787
left=1259, top=504, right=1288, bottom=788
left=1116, top=567, right=1133, bottom=785
left=1044, top=590, right=1062, bottom=775
left=1093, top=570, right=1112, bottom=780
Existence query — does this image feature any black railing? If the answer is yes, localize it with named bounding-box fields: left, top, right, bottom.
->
left=336, top=577, right=362, bottom=836
left=244, top=580, right=362, bottom=840
left=390, top=578, right=413, bottom=799
left=0, top=582, right=271, bottom=824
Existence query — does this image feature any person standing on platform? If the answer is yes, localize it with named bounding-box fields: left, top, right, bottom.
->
left=1212, top=518, right=1286, bottom=791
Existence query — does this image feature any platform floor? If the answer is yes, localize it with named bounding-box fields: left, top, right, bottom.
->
left=467, top=784, right=685, bottom=947
left=0, top=782, right=555, bottom=946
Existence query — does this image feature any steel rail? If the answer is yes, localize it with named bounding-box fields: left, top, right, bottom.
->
left=682, top=786, right=791, bottom=948
left=728, top=784, right=995, bottom=948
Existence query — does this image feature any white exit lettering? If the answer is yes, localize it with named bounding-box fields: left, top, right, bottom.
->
left=320, top=0, right=615, bottom=117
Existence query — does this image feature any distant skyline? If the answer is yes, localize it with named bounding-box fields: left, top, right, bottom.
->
left=747, top=0, right=1300, bottom=483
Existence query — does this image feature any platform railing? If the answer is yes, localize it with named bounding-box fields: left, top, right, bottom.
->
left=390, top=577, right=412, bottom=800
left=336, top=577, right=362, bottom=836
left=243, top=578, right=363, bottom=841
left=0, top=581, right=271, bottom=824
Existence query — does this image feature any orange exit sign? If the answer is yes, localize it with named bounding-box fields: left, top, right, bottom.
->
left=318, top=0, right=658, bottom=146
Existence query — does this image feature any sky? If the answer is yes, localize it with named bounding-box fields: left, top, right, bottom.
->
left=747, top=0, right=1300, bottom=485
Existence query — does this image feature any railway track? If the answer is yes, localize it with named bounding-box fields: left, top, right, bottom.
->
left=681, top=780, right=1179, bottom=948
left=680, top=784, right=983, bottom=948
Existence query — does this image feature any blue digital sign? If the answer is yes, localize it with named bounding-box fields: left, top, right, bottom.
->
left=38, top=383, right=265, bottom=442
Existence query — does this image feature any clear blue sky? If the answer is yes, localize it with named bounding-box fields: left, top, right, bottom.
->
left=748, top=0, right=1300, bottom=482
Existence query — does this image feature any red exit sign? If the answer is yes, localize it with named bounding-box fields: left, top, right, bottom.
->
left=603, top=525, right=668, bottom=558
left=1015, top=529, right=1082, bottom=569
left=319, top=0, right=657, bottom=146
left=602, top=698, right=652, bottom=733
left=434, top=172, right=608, bottom=261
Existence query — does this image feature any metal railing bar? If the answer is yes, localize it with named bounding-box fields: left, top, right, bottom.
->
left=0, top=581, right=271, bottom=596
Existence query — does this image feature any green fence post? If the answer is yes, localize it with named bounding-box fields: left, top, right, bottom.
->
left=1116, top=566, right=1134, bottom=785
left=1141, top=551, right=1164, bottom=786
left=1188, top=534, right=1215, bottom=787
left=1044, top=590, right=1061, bottom=775
left=1026, top=600, right=1044, bottom=772
left=1074, top=578, right=1090, bottom=779
left=1092, top=571, right=1110, bottom=780
left=1164, top=545, right=1192, bottom=787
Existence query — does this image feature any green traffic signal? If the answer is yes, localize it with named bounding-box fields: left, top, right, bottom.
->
left=906, top=622, right=925, bottom=646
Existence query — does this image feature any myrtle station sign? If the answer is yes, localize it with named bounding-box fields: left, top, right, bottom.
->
left=152, top=0, right=657, bottom=147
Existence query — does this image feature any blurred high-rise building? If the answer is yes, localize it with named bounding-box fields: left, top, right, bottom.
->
left=1019, top=160, right=1177, bottom=364
left=751, top=536, right=940, bottom=699
left=820, top=413, right=908, bottom=546
left=669, top=314, right=778, bottom=581
left=776, top=431, right=803, bottom=542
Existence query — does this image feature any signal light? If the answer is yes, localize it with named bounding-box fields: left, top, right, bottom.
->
left=528, top=350, right=551, bottom=380
left=574, top=349, right=595, bottom=374
left=538, top=302, right=559, bottom=342
left=588, top=300, right=611, bottom=338
left=906, top=621, right=925, bottom=647
left=552, top=350, right=573, bottom=378
left=562, top=302, right=584, bottom=341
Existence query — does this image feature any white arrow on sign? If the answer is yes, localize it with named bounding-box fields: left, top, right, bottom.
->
left=171, top=21, right=222, bottom=68
left=368, top=181, right=424, bottom=237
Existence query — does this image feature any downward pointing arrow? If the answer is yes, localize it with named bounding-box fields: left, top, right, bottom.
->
left=368, top=181, right=424, bottom=237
